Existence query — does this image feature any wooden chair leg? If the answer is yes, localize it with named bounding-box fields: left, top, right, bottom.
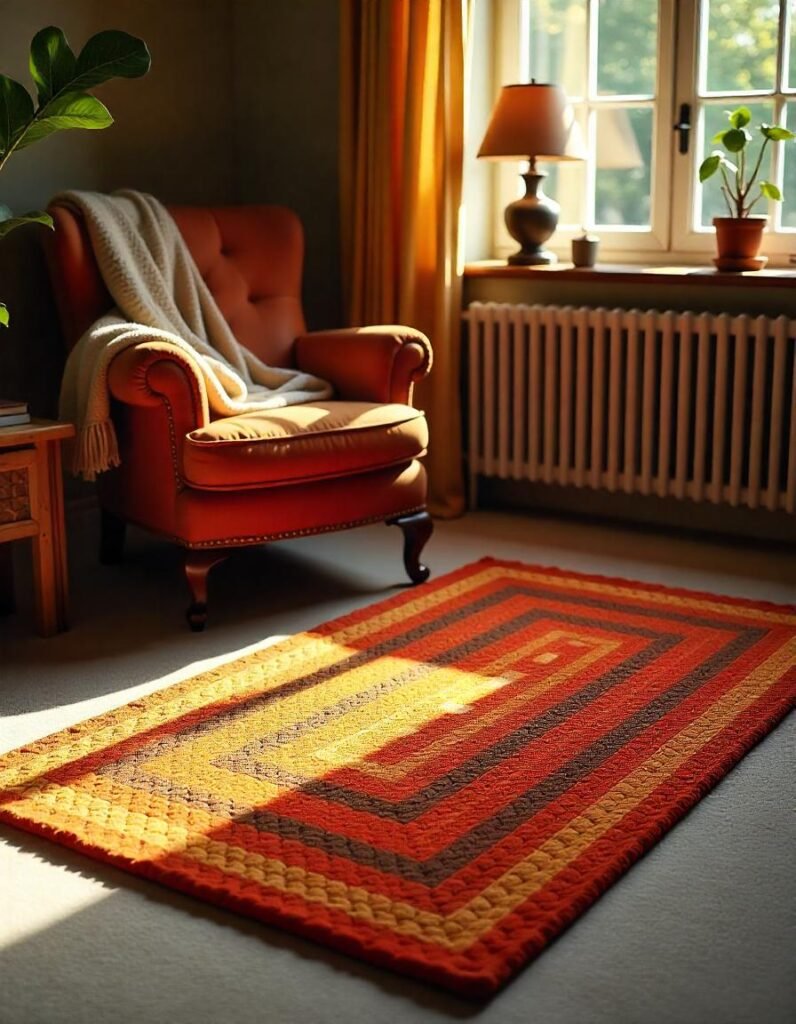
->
left=388, top=511, right=433, bottom=584
left=31, top=439, right=69, bottom=637
left=0, top=544, right=15, bottom=615
left=184, top=549, right=228, bottom=631
left=99, top=508, right=127, bottom=565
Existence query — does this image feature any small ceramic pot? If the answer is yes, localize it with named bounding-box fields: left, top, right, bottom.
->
left=571, top=234, right=599, bottom=267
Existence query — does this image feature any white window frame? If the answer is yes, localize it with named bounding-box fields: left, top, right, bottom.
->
left=491, top=0, right=796, bottom=264
left=672, top=0, right=796, bottom=256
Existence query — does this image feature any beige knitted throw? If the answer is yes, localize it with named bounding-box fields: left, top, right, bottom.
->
left=57, top=190, right=332, bottom=480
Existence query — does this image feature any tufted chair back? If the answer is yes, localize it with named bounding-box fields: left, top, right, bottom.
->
left=45, top=202, right=307, bottom=369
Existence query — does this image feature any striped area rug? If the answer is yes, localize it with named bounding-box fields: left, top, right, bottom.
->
left=1, top=558, right=794, bottom=997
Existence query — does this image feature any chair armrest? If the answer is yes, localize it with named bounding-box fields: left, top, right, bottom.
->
left=294, top=326, right=432, bottom=405
left=107, top=341, right=209, bottom=433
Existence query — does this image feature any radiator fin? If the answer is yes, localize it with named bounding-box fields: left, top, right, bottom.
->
left=466, top=302, right=796, bottom=513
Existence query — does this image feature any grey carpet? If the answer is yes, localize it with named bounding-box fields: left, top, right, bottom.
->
left=1, top=508, right=794, bottom=1024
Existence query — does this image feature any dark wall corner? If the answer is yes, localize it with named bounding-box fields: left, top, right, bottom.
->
left=0, top=230, right=66, bottom=416
left=1, top=0, right=344, bottom=414
left=232, top=0, right=342, bottom=331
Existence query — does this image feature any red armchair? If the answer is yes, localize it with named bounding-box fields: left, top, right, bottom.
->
left=45, top=202, right=433, bottom=629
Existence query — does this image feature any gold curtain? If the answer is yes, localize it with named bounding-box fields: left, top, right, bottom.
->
left=340, top=0, right=471, bottom=518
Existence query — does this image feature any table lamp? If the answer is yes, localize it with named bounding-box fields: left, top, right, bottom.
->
left=478, top=82, right=585, bottom=265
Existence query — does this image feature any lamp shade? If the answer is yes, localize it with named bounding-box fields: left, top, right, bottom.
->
left=478, top=83, right=584, bottom=162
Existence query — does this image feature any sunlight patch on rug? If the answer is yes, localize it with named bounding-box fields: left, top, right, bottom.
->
left=1, top=560, right=793, bottom=997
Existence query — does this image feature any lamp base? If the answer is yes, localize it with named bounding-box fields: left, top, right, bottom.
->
left=507, top=248, right=558, bottom=266
left=504, top=167, right=560, bottom=267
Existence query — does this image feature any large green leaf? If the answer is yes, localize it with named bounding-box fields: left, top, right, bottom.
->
left=0, top=29, right=149, bottom=167
left=699, top=153, right=721, bottom=182
left=0, top=209, right=54, bottom=238
left=0, top=75, right=34, bottom=154
left=0, top=303, right=9, bottom=328
left=69, top=30, right=151, bottom=92
left=761, top=124, right=796, bottom=142
left=759, top=180, right=783, bottom=201
left=29, top=26, right=76, bottom=104
left=728, top=106, right=751, bottom=129
left=722, top=127, right=750, bottom=152
left=15, top=92, right=112, bottom=150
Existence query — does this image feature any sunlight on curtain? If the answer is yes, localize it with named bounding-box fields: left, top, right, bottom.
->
left=340, top=0, right=471, bottom=518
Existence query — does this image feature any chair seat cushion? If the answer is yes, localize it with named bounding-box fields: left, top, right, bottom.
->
left=183, top=401, right=428, bottom=489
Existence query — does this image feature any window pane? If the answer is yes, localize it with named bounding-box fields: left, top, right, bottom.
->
left=594, top=107, right=652, bottom=226
left=704, top=0, right=779, bottom=93
left=597, top=0, right=657, bottom=96
left=781, top=102, right=796, bottom=226
left=789, top=1, right=796, bottom=89
left=528, top=0, right=588, bottom=99
left=544, top=162, right=588, bottom=229
left=544, top=107, right=588, bottom=228
left=699, top=101, right=774, bottom=225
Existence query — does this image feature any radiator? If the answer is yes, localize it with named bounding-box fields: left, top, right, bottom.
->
left=465, top=302, right=796, bottom=513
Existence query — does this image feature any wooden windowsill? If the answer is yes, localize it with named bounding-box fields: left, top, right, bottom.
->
left=464, top=260, right=796, bottom=289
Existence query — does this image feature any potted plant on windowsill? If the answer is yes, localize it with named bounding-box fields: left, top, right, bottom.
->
left=0, top=26, right=151, bottom=327
left=699, top=106, right=795, bottom=271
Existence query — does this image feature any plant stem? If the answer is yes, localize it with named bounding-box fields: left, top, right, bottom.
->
left=0, top=64, right=99, bottom=175
left=741, top=137, right=769, bottom=208
left=720, top=184, right=734, bottom=216
left=746, top=191, right=764, bottom=215
left=0, top=112, right=38, bottom=175
left=719, top=164, right=738, bottom=215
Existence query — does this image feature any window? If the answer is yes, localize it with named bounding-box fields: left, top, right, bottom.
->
left=492, top=0, right=796, bottom=262
left=673, top=0, right=796, bottom=254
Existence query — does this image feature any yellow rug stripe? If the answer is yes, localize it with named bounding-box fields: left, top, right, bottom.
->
left=5, top=564, right=789, bottom=792
left=352, top=635, right=618, bottom=782
left=6, top=639, right=790, bottom=953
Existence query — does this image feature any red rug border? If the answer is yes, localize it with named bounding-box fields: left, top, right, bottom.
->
left=1, top=557, right=794, bottom=999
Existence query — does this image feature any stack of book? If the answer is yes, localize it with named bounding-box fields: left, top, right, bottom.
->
left=0, top=399, right=31, bottom=427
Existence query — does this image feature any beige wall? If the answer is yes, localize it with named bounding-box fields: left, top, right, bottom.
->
left=0, top=0, right=236, bottom=212
left=0, top=0, right=238, bottom=414
left=231, top=0, right=341, bottom=330
left=0, top=0, right=343, bottom=414
left=464, top=276, right=796, bottom=317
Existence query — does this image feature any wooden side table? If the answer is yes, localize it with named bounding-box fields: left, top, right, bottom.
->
left=0, top=419, right=75, bottom=636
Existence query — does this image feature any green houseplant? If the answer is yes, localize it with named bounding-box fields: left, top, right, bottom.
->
left=0, top=26, right=151, bottom=325
left=699, top=106, right=795, bottom=271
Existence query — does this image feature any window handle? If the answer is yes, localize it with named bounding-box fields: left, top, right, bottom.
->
left=673, top=103, right=691, bottom=155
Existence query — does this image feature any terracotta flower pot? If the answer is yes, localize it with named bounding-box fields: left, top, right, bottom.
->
left=712, top=216, right=768, bottom=271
